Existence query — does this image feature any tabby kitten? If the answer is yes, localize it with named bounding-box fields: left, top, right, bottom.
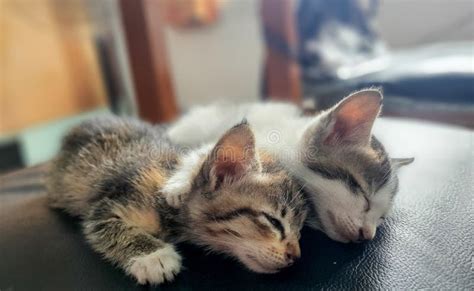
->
left=47, top=117, right=307, bottom=285
left=167, top=89, right=414, bottom=243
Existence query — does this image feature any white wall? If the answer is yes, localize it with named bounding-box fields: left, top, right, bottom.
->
left=377, top=0, right=474, bottom=49
left=164, top=0, right=263, bottom=110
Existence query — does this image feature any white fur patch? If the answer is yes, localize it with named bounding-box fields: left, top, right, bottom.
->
left=162, top=145, right=212, bottom=208
left=127, top=244, right=182, bottom=285
left=297, top=167, right=365, bottom=242
left=289, top=161, right=397, bottom=242
left=167, top=102, right=304, bottom=150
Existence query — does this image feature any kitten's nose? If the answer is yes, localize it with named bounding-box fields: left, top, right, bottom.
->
left=358, top=226, right=376, bottom=241
left=284, top=242, right=300, bottom=265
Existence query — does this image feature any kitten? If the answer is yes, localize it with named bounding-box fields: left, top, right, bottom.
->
left=167, top=89, right=413, bottom=243
left=47, top=117, right=307, bottom=285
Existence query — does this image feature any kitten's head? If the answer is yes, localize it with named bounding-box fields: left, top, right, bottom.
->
left=297, top=89, right=413, bottom=243
left=183, top=122, right=307, bottom=273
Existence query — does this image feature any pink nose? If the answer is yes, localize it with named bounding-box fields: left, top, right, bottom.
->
left=357, top=227, right=376, bottom=241
left=284, top=242, right=301, bottom=265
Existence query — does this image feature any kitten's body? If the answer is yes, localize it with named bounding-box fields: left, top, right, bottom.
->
left=168, top=90, right=413, bottom=243
left=168, top=102, right=305, bottom=150
left=47, top=117, right=307, bottom=285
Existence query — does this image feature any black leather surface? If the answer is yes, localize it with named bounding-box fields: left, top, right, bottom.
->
left=1, top=118, right=473, bottom=290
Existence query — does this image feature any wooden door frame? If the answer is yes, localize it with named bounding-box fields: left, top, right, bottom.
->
left=119, top=0, right=178, bottom=123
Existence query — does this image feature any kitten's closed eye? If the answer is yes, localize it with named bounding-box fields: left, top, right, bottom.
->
left=262, top=213, right=285, bottom=239
left=364, top=197, right=371, bottom=212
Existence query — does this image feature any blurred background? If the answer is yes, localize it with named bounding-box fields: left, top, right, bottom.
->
left=0, top=0, right=473, bottom=173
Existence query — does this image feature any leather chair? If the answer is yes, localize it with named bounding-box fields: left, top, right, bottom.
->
left=0, top=118, right=472, bottom=290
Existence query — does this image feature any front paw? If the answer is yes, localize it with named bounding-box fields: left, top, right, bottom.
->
left=127, top=244, right=182, bottom=285
left=164, top=190, right=184, bottom=208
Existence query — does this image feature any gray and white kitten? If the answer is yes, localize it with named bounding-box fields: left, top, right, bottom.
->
left=47, top=117, right=307, bottom=285
left=167, top=89, right=414, bottom=243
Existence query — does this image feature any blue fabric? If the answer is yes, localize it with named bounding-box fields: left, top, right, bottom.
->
left=261, top=0, right=473, bottom=104
left=296, top=0, right=379, bottom=80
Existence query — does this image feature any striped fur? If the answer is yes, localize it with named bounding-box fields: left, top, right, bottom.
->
left=47, top=117, right=307, bottom=285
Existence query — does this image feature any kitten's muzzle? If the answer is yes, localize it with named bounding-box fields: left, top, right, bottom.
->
left=243, top=240, right=301, bottom=273
left=284, top=242, right=300, bottom=265
left=352, top=226, right=377, bottom=243
left=358, top=226, right=376, bottom=241
left=327, top=211, right=377, bottom=243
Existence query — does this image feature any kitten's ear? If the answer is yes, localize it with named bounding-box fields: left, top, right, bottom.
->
left=391, top=157, right=414, bottom=170
left=313, top=89, right=383, bottom=147
left=202, top=121, right=259, bottom=190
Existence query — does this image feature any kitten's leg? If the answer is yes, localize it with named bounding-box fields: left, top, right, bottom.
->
left=83, top=200, right=181, bottom=285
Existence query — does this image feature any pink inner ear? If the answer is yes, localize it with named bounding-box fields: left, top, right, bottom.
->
left=215, top=159, right=245, bottom=180
left=214, top=160, right=244, bottom=188
left=324, top=91, right=381, bottom=145
left=324, top=116, right=351, bottom=145
left=208, top=123, right=257, bottom=189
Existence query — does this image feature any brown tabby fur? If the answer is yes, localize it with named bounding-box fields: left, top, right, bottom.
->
left=47, top=117, right=307, bottom=285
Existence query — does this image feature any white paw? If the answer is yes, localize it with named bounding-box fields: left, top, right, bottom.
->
left=164, top=190, right=185, bottom=208
left=127, top=244, right=182, bottom=285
